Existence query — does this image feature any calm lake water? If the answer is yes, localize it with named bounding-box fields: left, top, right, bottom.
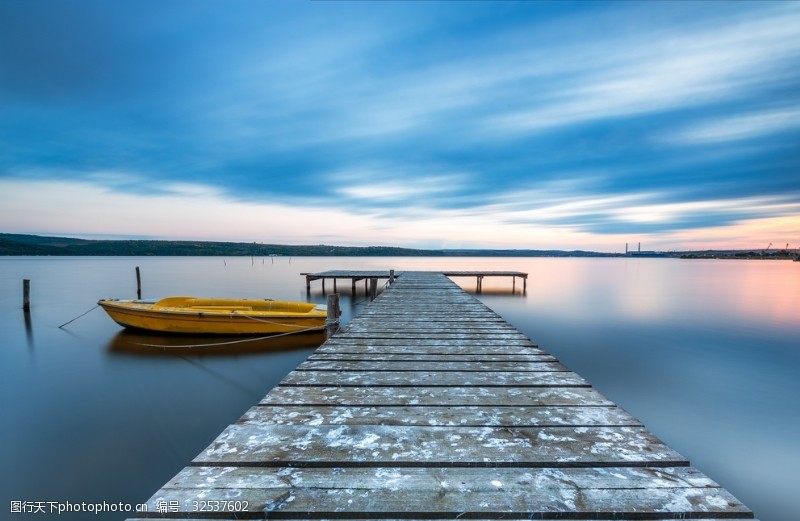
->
left=1, top=256, right=798, bottom=520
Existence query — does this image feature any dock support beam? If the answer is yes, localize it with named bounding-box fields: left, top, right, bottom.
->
left=325, top=293, right=340, bottom=339
left=369, top=278, right=378, bottom=301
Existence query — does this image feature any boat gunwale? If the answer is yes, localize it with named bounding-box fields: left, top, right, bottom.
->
left=98, top=298, right=327, bottom=319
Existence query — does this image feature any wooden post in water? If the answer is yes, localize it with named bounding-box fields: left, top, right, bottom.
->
left=325, top=293, right=340, bottom=339
left=369, top=278, right=378, bottom=301
left=135, top=266, right=142, bottom=300
left=22, top=279, right=31, bottom=311
left=389, top=269, right=395, bottom=284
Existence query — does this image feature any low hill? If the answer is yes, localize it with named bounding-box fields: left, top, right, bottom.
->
left=0, top=233, right=622, bottom=257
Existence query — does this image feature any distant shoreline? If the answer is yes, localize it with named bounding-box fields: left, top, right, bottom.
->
left=1, top=233, right=798, bottom=260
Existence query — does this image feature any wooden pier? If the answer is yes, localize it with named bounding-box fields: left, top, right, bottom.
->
left=129, top=271, right=754, bottom=520
left=303, top=269, right=527, bottom=294
left=442, top=270, right=527, bottom=293
left=302, top=270, right=398, bottom=296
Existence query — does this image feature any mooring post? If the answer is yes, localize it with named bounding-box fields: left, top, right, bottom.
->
left=22, top=279, right=31, bottom=311
left=135, top=266, right=142, bottom=300
left=389, top=269, right=395, bottom=284
left=325, top=293, right=340, bottom=339
left=369, top=278, right=378, bottom=301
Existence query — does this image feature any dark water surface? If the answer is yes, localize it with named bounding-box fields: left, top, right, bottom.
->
left=1, top=256, right=798, bottom=520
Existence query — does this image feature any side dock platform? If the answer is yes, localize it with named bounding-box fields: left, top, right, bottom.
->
left=129, top=271, right=754, bottom=520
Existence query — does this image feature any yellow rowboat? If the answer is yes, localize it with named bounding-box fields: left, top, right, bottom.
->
left=97, top=297, right=328, bottom=335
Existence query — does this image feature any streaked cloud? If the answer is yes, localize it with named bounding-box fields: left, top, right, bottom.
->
left=665, top=106, right=800, bottom=145
left=1, top=1, right=798, bottom=250
left=485, top=4, right=800, bottom=136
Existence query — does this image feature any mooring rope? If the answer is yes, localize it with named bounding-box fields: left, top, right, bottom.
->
left=237, top=312, right=322, bottom=330
left=58, top=304, right=100, bottom=329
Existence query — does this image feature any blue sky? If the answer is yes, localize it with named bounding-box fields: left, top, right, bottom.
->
left=1, top=1, right=799, bottom=251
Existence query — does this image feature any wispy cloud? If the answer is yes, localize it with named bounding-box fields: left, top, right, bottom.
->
left=331, top=167, right=469, bottom=205
left=664, top=106, right=800, bottom=145
left=483, top=4, right=800, bottom=136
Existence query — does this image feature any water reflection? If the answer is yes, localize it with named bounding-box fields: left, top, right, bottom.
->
left=2, top=256, right=798, bottom=521
left=107, top=329, right=326, bottom=357
left=23, top=309, right=34, bottom=349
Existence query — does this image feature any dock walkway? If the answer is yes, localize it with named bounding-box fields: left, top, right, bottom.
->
left=130, top=271, right=754, bottom=520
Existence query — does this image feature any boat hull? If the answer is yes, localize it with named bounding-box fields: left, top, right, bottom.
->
left=98, top=297, right=328, bottom=335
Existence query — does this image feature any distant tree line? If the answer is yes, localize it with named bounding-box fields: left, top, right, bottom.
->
left=10, top=233, right=793, bottom=259
left=0, top=233, right=624, bottom=257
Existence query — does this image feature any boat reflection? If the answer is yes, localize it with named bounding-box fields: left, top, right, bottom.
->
left=107, top=329, right=326, bottom=356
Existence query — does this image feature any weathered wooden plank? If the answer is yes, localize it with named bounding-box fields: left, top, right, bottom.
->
left=315, top=346, right=544, bottom=357
left=321, top=337, right=539, bottom=348
left=350, top=320, right=514, bottom=327
left=359, top=310, right=498, bottom=316
left=153, top=486, right=747, bottom=518
left=260, top=386, right=615, bottom=407
left=239, top=405, right=641, bottom=427
left=139, top=466, right=751, bottom=519
left=308, top=353, right=557, bottom=362
left=328, top=330, right=529, bottom=343
left=192, top=424, right=687, bottom=467
left=279, top=370, right=588, bottom=387
left=342, top=324, right=524, bottom=333
left=350, top=315, right=507, bottom=322
left=130, top=518, right=757, bottom=521
left=362, top=306, right=496, bottom=311
left=160, top=465, right=721, bottom=491
left=295, top=360, right=569, bottom=372
left=371, top=291, right=485, bottom=296
left=444, top=270, right=528, bottom=276
left=338, top=329, right=526, bottom=337
left=315, top=347, right=544, bottom=358
left=376, top=286, right=466, bottom=291
left=304, top=270, right=400, bottom=277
